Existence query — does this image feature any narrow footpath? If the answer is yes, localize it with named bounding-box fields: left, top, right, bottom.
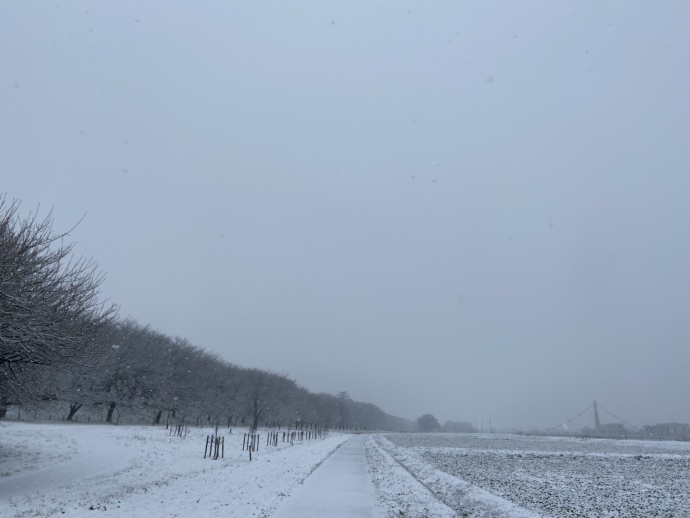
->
left=271, top=434, right=381, bottom=518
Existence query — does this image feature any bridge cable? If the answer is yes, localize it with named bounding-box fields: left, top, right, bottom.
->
left=597, top=404, right=643, bottom=431
left=537, top=403, right=593, bottom=433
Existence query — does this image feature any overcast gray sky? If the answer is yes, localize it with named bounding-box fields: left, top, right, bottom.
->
left=2, top=1, right=689, bottom=430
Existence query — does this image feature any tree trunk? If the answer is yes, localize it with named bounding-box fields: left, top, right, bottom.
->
left=154, top=410, right=162, bottom=424
left=106, top=401, right=116, bottom=423
left=67, top=402, right=82, bottom=421
left=251, top=414, right=260, bottom=432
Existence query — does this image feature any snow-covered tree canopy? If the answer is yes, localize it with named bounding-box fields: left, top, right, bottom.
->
left=0, top=197, right=118, bottom=403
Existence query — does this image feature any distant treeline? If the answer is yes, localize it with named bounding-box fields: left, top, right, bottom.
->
left=0, top=196, right=413, bottom=431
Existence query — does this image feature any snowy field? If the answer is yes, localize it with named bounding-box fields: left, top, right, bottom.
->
left=376, top=433, right=690, bottom=517
left=0, top=422, right=351, bottom=517
left=3, top=424, right=690, bottom=517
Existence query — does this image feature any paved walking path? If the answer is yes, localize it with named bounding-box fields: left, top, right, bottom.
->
left=271, top=434, right=381, bottom=518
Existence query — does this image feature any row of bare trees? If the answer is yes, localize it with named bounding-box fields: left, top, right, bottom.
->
left=0, top=196, right=117, bottom=413
left=0, top=196, right=412, bottom=431
left=9, top=317, right=410, bottom=430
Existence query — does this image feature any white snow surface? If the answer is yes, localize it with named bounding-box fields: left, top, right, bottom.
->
left=5, top=423, right=689, bottom=517
left=373, top=435, right=538, bottom=518
left=0, top=422, right=353, bottom=517
left=0, top=423, right=440, bottom=518
left=380, top=433, right=690, bottom=517
left=272, top=434, right=381, bottom=518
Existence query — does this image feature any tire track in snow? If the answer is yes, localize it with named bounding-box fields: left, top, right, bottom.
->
left=369, top=435, right=458, bottom=517
left=374, top=435, right=539, bottom=518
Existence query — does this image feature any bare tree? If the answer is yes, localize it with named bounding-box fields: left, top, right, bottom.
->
left=194, top=355, right=245, bottom=432
left=0, top=197, right=118, bottom=407
left=242, top=369, right=280, bottom=431
left=153, top=336, right=203, bottom=426
left=335, top=391, right=351, bottom=429
left=94, top=320, right=166, bottom=423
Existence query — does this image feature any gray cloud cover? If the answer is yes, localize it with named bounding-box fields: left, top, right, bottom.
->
left=2, top=1, right=689, bottom=429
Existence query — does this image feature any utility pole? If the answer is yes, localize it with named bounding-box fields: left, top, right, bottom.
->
left=593, top=400, right=601, bottom=435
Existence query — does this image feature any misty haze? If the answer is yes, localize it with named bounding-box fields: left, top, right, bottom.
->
left=2, top=1, right=689, bottom=517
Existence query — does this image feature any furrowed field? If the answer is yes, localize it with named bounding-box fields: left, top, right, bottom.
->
left=374, top=433, right=690, bottom=517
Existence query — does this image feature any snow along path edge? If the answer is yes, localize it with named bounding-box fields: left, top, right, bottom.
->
left=366, top=435, right=457, bottom=518
left=375, top=435, right=541, bottom=518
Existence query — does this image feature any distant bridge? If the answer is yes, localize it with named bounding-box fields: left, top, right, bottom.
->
left=531, top=400, right=688, bottom=441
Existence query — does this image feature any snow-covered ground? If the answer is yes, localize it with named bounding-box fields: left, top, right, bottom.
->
left=377, top=433, right=690, bottom=517
left=3, top=424, right=689, bottom=517
left=0, top=422, right=351, bottom=517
